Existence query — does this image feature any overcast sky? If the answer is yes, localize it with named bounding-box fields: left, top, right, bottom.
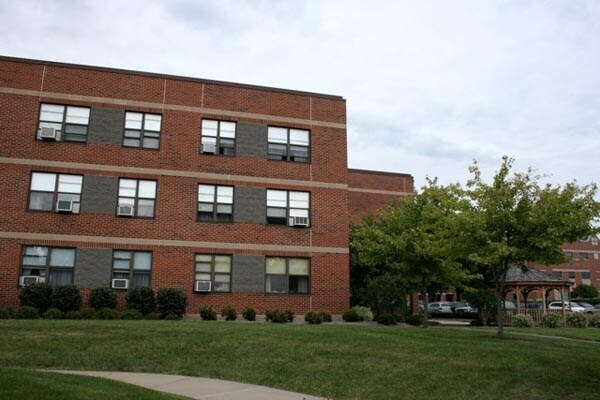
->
left=1, top=0, right=599, bottom=191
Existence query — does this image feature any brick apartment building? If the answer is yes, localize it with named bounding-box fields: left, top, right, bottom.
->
left=0, top=56, right=413, bottom=314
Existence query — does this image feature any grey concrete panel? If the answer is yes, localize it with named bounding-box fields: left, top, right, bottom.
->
left=236, top=122, right=267, bottom=157
left=88, top=107, right=125, bottom=145
left=232, top=255, right=265, bottom=293
left=234, top=186, right=266, bottom=224
left=81, top=175, right=118, bottom=215
left=74, top=248, right=113, bottom=289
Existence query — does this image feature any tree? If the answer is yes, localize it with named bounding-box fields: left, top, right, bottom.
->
left=464, top=157, right=599, bottom=338
left=572, top=284, right=598, bottom=300
left=352, top=179, right=476, bottom=327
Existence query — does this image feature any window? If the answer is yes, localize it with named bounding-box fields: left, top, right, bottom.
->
left=112, top=251, right=152, bottom=287
left=123, top=112, right=162, bottom=149
left=568, top=271, right=576, bottom=279
left=267, top=127, right=309, bottom=162
left=582, top=271, right=591, bottom=279
left=552, top=271, right=562, bottom=279
left=21, top=246, right=75, bottom=285
left=201, top=120, right=236, bottom=155
left=564, top=251, right=573, bottom=259
left=578, top=252, right=588, bottom=260
left=118, top=179, right=157, bottom=217
left=266, top=190, right=309, bottom=225
left=265, top=257, right=309, bottom=294
left=194, top=254, right=232, bottom=292
left=38, top=103, right=90, bottom=142
left=29, top=172, right=83, bottom=213
left=197, top=185, right=233, bottom=222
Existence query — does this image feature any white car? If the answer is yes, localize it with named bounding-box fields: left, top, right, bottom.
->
left=428, top=302, right=453, bottom=312
left=547, top=302, right=585, bottom=313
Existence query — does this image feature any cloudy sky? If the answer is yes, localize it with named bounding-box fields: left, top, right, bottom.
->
left=1, top=0, right=599, bottom=191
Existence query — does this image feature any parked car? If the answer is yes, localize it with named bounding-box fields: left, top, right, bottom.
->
left=428, top=302, right=453, bottom=312
left=502, top=300, right=516, bottom=310
left=547, top=301, right=585, bottom=313
left=451, top=302, right=473, bottom=313
left=525, top=302, right=543, bottom=310
left=576, top=302, right=599, bottom=313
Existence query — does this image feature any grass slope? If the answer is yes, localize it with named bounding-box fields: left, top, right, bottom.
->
left=0, top=368, right=190, bottom=400
left=0, top=320, right=599, bottom=399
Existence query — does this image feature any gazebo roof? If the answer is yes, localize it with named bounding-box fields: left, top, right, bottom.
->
left=503, top=267, right=565, bottom=283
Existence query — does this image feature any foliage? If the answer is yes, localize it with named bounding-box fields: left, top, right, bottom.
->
left=64, top=311, right=82, bottom=320
left=126, top=286, right=156, bottom=315
left=571, top=284, right=598, bottom=300
left=42, top=308, right=64, bottom=320
left=463, top=287, right=497, bottom=326
left=199, top=305, right=217, bottom=321
left=80, top=308, right=99, bottom=319
left=511, top=314, right=533, bottom=328
left=352, top=306, right=373, bottom=321
left=15, top=306, right=39, bottom=319
left=19, top=283, right=53, bottom=312
left=588, top=313, right=600, bottom=328
left=542, top=313, right=562, bottom=328
left=88, top=287, right=118, bottom=311
left=566, top=313, right=588, bottom=328
left=318, top=311, right=332, bottom=322
left=221, top=305, right=237, bottom=321
left=242, top=307, right=256, bottom=321
left=365, top=274, right=409, bottom=318
left=99, top=307, right=119, bottom=320
left=0, top=306, right=13, bottom=319
left=463, top=157, right=599, bottom=338
left=342, top=308, right=361, bottom=322
left=144, top=312, right=161, bottom=320
left=304, top=311, right=323, bottom=324
left=406, top=314, right=424, bottom=326
left=163, top=312, right=181, bottom=320
left=120, top=309, right=143, bottom=320
left=265, top=309, right=294, bottom=323
left=375, top=313, right=397, bottom=325
left=156, top=288, right=187, bottom=318
left=51, top=285, right=81, bottom=312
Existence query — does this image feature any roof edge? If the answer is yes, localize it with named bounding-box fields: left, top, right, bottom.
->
left=348, top=167, right=413, bottom=179
left=0, top=55, right=345, bottom=101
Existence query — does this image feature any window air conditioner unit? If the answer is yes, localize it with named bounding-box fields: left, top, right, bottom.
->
left=117, top=204, right=134, bottom=217
left=111, top=278, right=129, bottom=289
left=19, top=275, right=45, bottom=286
left=289, top=216, right=310, bottom=227
left=202, top=143, right=216, bottom=154
left=56, top=199, right=74, bottom=213
left=194, top=280, right=212, bottom=292
left=38, top=127, right=60, bottom=140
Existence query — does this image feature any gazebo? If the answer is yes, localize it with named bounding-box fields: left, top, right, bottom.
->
left=499, top=266, right=573, bottom=322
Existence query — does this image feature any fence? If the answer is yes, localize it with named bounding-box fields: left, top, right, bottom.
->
left=503, top=309, right=564, bottom=325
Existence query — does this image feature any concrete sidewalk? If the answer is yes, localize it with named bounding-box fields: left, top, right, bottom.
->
left=47, top=370, right=325, bottom=400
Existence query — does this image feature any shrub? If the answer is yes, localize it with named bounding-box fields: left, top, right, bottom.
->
left=542, top=313, right=562, bottom=328
left=0, top=306, right=14, bottom=319
left=80, top=308, right=99, bottom=320
left=89, top=287, right=118, bottom=311
left=99, top=307, right=119, bottom=320
left=342, top=308, right=361, bottom=322
left=64, top=310, right=82, bottom=320
left=16, top=306, right=39, bottom=319
left=242, top=307, right=256, bottom=321
left=366, top=274, right=408, bottom=318
left=566, top=313, right=588, bottom=328
left=43, top=307, right=64, bottom=319
left=157, top=288, right=187, bottom=318
left=571, top=284, right=598, bottom=299
left=428, top=320, right=440, bottom=326
left=352, top=306, right=373, bottom=322
left=144, top=312, right=161, bottom=320
left=470, top=319, right=484, bottom=326
left=511, top=314, right=533, bottom=328
left=318, top=311, right=332, bottom=323
left=163, top=312, right=181, bottom=320
left=126, top=286, right=156, bottom=315
left=19, top=283, right=53, bottom=312
left=588, top=313, right=600, bottom=328
left=221, top=305, right=237, bottom=321
left=266, top=309, right=294, bottom=323
left=52, top=285, right=81, bottom=312
left=305, top=311, right=323, bottom=324
left=406, top=314, right=424, bottom=326
left=199, top=305, right=217, bottom=320
left=376, top=313, right=397, bottom=325
left=121, top=309, right=143, bottom=320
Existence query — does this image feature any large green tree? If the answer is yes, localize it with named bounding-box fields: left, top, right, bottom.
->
left=464, top=157, right=599, bottom=337
left=352, top=179, right=476, bottom=326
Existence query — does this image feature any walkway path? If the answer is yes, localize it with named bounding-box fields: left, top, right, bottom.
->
left=48, top=370, right=325, bottom=400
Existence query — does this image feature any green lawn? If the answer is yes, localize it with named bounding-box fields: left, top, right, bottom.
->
left=507, top=327, right=600, bottom=342
left=0, top=368, right=189, bottom=400
left=1, top=320, right=599, bottom=400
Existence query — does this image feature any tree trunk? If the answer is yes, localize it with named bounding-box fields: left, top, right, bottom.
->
left=495, top=282, right=504, bottom=338
left=422, top=277, right=429, bottom=328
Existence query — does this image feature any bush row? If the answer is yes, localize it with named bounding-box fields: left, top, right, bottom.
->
left=510, top=312, right=600, bottom=328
